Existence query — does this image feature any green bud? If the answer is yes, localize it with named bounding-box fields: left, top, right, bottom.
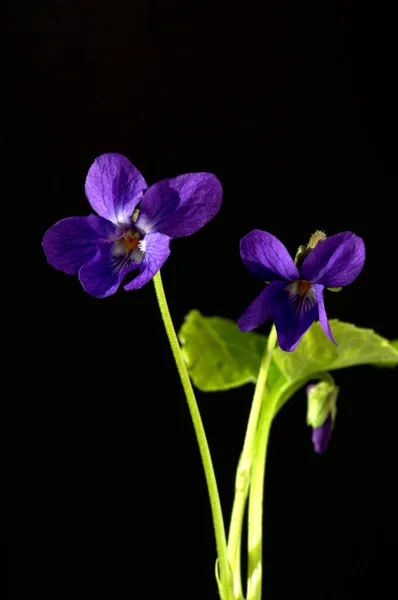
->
left=294, top=230, right=327, bottom=269
left=306, top=380, right=338, bottom=429
left=294, top=244, right=308, bottom=265
left=307, top=230, right=326, bottom=249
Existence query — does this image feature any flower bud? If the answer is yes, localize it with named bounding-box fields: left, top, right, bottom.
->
left=294, top=230, right=327, bottom=268
left=306, top=381, right=338, bottom=454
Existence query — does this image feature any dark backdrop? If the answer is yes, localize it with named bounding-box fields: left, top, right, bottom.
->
left=6, top=1, right=397, bottom=599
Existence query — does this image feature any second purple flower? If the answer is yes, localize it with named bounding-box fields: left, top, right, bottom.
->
left=238, top=230, right=365, bottom=352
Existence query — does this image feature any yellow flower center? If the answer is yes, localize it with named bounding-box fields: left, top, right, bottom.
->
left=123, top=229, right=141, bottom=251
left=298, top=279, right=312, bottom=295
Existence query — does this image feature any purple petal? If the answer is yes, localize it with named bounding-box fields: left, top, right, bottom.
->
left=124, top=232, right=171, bottom=290
left=301, top=232, right=365, bottom=287
left=272, top=281, right=319, bottom=351
left=313, top=284, right=336, bottom=345
left=238, top=279, right=320, bottom=350
left=85, top=153, right=147, bottom=227
left=42, top=215, right=119, bottom=275
left=78, top=243, right=141, bottom=298
left=312, top=415, right=332, bottom=454
left=134, top=173, right=222, bottom=238
left=238, top=281, right=286, bottom=332
left=240, top=230, right=299, bottom=282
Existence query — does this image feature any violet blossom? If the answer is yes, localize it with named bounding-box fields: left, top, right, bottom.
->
left=238, top=230, right=365, bottom=351
left=43, top=153, right=222, bottom=297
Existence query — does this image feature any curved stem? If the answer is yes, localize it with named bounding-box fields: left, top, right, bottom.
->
left=246, top=392, right=278, bottom=600
left=247, top=372, right=334, bottom=600
left=227, top=326, right=277, bottom=598
left=153, top=271, right=233, bottom=600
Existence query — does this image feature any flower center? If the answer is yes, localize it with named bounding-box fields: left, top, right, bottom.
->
left=123, top=228, right=141, bottom=251
left=110, top=227, right=145, bottom=273
left=298, top=279, right=312, bottom=295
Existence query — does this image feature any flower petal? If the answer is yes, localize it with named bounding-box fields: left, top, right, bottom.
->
left=85, top=153, right=147, bottom=227
left=42, top=215, right=118, bottom=275
left=238, top=281, right=286, bottom=332
left=312, top=415, right=333, bottom=454
left=273, top=281, right=319, bottom=351
left=301, top=232, right=365, bottom=287
left=78, top=243, right=141, bottom=298
left=240, top=230, right=299, bottom=282
left=134, top=173, right=222, bottom=238
left=313, top=284, right=336, bottom=345
left=124, top=233, right=171, bottom=290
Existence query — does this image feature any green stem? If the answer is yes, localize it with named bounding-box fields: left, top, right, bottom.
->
left=153, top=271, right=233, bottom=600
left=246, top=391, right=278, bottom=600
left=247, top=372, right=335, bottom=600
left=227, top=326, right=277, bottom=598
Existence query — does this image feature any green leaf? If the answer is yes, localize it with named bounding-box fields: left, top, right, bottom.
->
left=273, top=320, right=398, bottom=381
left=391, top=340, right=398, bottom=352
left=178, top=310, right=283, bottom=391
left=179, top=313, right=397, bottom=393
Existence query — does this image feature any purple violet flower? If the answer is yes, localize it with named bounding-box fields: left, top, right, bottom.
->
left=238, top=230, right=365, bottom=351
left=43, top=153, right=222, bottom=298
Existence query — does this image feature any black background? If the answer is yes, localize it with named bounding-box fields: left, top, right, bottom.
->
left=6, top=1, right=397, bottom=598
